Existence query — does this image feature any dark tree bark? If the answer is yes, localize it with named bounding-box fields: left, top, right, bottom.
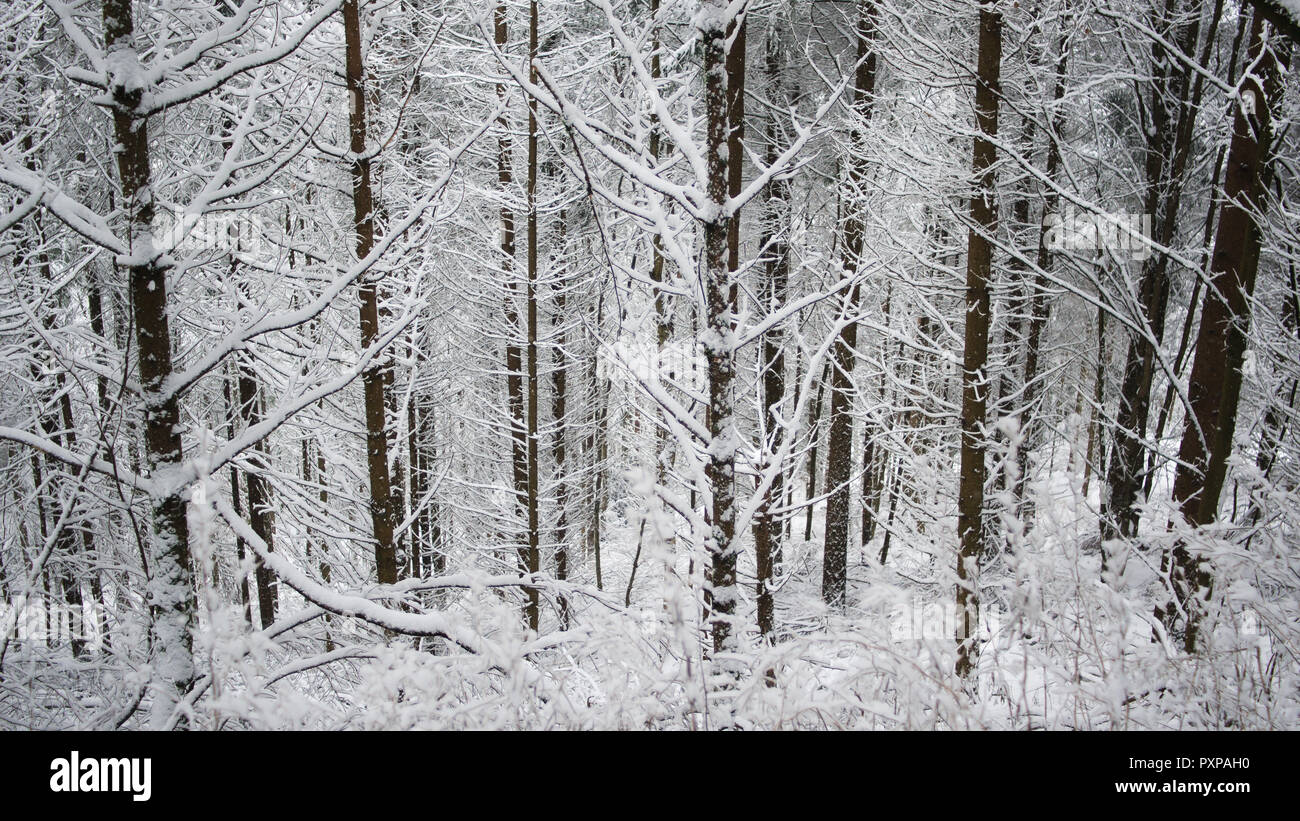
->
left=495, top=2, right=537, bottom=628
left=821, top=2, right=878, bottom=609
left=103, top=0, right=195, bottom=721
left=344, top=0, right=397, bottom=585
left=1167, top=13, right=1283, bottom=652
left=699, top=0, right=739, bottom=658
left=754, top=23, right=790, bottom=644
left=956, top=0, right=1002, bottom=678
left=521, top=0, right=541, bottom=632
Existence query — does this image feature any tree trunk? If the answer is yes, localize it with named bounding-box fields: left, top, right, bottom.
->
left=821, top=2, right=879, bottom=609
left=956, top=0, right=1002, bottom=678
left=344, top=0, right=397, bottom=585
left=103, top=0, right=195, bottom=724
left=699, top=1, right=738, bottom=658
left=754, top=22, right=789, bottom=644
left=522, top=0, right=541, bottom=632
left=1167, top=13, right=1282, bottom=652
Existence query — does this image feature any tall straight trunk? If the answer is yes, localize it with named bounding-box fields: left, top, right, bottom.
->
left=103, top=0, right=195, bottom=723
left=821, top=3, right=879, bottom=609
left=496, top=3, right=532, bottom=624
left=753, top=24, right=789, bottom=644
left=344, top=0, right=397, bottom=585
left=1102, top=0, right=1201, bottom=543
left=54, top=347, right=87, bottom=655
left=699, top=1, right=738, bottom=658
left=956, top=0, right=1002, bottom=678
left=1167, top=13, right=1281, bottom=652
left=520, top=0, right=541, bottom=632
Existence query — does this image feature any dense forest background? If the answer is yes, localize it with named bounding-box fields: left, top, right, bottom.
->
left=1, top=0, right=1298, bottom=730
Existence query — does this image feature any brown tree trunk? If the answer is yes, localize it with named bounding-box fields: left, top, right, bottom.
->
left=699, top=1, right=738, bottom=658
left=495, top=2, right=535, bottom=628
left=821, top=2, right=879, bottom=609
left=956, top=0, right=1002, bottom=678
left=754, top=23, right=789, bottom=644
left=103, top=0, right=195, bottom=722
left=1167, top=13, right=1282, bottom=652
left=344, top=0, right=397, bottom=585
left=520, top=0, right=542, bottom=632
